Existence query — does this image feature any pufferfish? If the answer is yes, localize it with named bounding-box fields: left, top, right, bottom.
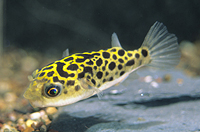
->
left=24, top=22, right=180, bottom=108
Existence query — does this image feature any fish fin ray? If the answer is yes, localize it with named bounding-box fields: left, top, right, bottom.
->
left=62, top=48, right=69, bottom=57
left=111, top=33, right=122, bottom=48
left=142, top=21, right=181, bottom=69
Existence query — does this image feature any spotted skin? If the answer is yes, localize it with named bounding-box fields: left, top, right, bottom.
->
left=24, top=22, right=180, bottom=108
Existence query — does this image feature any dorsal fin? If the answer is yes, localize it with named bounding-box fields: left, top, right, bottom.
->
left=62, top=48, right=69, bottom=57
left=111, top=33, right=122, bottom=48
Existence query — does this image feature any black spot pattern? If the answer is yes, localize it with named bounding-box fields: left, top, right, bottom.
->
left=53, top=76, right=59, bottom=82
left=109, top=77, right=113, bottom=81
left=39, top=72, right=45, bottom=77
left=97, top=72, right=103, bottom=79
left=118, top=64, right=123, bottom=70
left=126, top=59, right=135, bottom=66
left=64, top=90, right=68, bottom=94
left=94, top=66, right=97, bottom=70
left=106, top=72, right=109, bottom=76
left=102, top=66, right=105, bottom=71
left=87, top=75, right=91, bottom=79
left=56, top=62, right=74, bottom=78
left=91, top=79, right=96, bottom=85
left=43, top=66, right=53, bottom=71
left=112, top=54, right=117, bottom=60
left=142, top=49, right=148, bottom=57
left=76, top=53, right=100, bottom=63
left=96, top=58, right=103, bottom=66
left=120, top=71, right=125, bottom=76
left=67, top=80, right=75, bottom=86
left=103, top=79, right=106, bottom=83
left=110, top=48, right=116, bottom=52
left=53, top=76, right=65, bottom=84
left=64, top=57, right=73, bottom=62
left=47, top=71, right=54, bottom=77
left=75, top=85, right=80, bottom=91
left=109, top=62, right=116, bottom=71
left=118, top=59, right=124, bottom=63
left=105, top=60, right=108, bottom=66
left=70, top=73, right=75, bottom=77
left=118, top=49, right=125, bottom=56
left=103, top=52, right=110, bottom=58
left=128, top=53, right=132, bottom=57
left=84, top=67, right=93, bottom=76
left=76, top=58, right=85, bottom=62
left=60, top=80, right=65, bottom=84
left=86, top=60, right=93, bottom=65
left=53, top=77, right=65, bottom=84
left=78, top=72, right=85, bottom=78
left=135, top=53, right=140, bottom=58
left=67, top=64, right=79, bottom=71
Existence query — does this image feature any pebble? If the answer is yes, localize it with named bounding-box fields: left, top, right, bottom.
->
left=8, top=113, right=17, bottom=122
left=163, top=74, right=172, bottom=82
left=24, top=126, right=34, bottom=132
left=40, top=125, right=47, bottom=132
left=16, top=125, right=25, bottom=132
left=155, top=77, right=162, bottom=83
left=177, top=78, right=183, bottom=86
left=30, top=112, right=41, bottom=120
left=1, top=124, right=18, bottom=132
left=144, top=75, right=153, bottom=83
left=25, top=119, right=38, bottom=127
left=150, top=81, right=159, bottom=88
left=46, top=107, right=58, bottom=115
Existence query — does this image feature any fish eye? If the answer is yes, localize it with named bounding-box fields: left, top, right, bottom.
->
left=44, top=83, right=62, bottom=97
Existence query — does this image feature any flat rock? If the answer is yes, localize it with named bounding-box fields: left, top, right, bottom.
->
left=49, top=68, right=200, bottom=132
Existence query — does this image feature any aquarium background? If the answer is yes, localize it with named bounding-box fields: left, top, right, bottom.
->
left=1, top=0, right=200, bottom=131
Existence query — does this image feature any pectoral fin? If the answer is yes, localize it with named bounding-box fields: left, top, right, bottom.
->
left=79, top=78, right=103, bottom=99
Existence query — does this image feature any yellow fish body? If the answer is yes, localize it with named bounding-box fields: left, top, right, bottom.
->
left=24, top=22, right=180, bottom=107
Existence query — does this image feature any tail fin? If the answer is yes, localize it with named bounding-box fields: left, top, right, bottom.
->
left=141, top=21, right=181, bottom=69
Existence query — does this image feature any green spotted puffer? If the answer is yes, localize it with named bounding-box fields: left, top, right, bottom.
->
left=24, top=22, right=180, bottom=107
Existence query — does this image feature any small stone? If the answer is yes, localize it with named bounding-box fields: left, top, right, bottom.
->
left=25, top=119, right=37, bottom=127
left=8, top=113, right=17, bottom=122
left=30, top=112, right=41, bottom=120
left=40, top=125, right=47, bottom=132
left=177, top=78, right=183, bottom=86
left=24, top=126, right=34, bottom=132
left=150, top=81, right=159, bottom=88
left=46, top=107, right=57, bottom=115
left=155, top=77, right=162, bottom=83
left=137, top=117, right=146, bottom=121
left=144, top=75, right=153, bottom=83
left=36, top=121, right=44, bottom=129
left=163, top=74, right=171, bottom=82
left=1, top=124, right=18, bottom=132
left=39, top=110, right=46, bottom=117
left=16, top=125, right=25, bottom=132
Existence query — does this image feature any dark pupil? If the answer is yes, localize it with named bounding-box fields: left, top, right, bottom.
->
left=46, top=84, right=61, bottom=97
